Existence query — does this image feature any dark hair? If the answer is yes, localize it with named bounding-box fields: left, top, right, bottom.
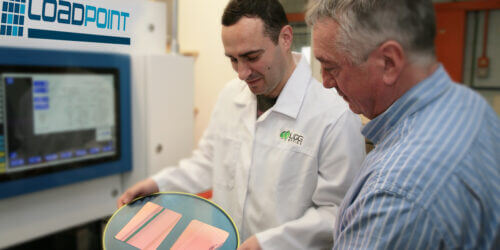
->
left=222, top=0, right=289, bottom=44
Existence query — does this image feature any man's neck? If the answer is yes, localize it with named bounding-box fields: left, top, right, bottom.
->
left=256, top=95, right=278, bottom=118
left=397, top=62, right=440, bottom=98
left=371, top=62, right=440, bottom=119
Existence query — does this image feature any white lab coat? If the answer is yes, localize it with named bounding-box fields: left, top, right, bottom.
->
left=152, top=54, right=365, bottom=249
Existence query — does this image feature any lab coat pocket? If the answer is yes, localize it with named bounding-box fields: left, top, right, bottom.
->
left=213, top=137, right=240, bottom=190
left=274, top=146, right=317, bottom=216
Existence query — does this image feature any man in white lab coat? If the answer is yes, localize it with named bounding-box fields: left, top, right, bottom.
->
left=117, top=0, right=365, bottom=249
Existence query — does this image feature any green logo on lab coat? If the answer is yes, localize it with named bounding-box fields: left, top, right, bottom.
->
left=280, top=130, right=291, bottom=140
left=280, top=130, right=303, bottom=145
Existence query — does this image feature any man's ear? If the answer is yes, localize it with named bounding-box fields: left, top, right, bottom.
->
left=377, top=40, right=405, bottom=86
left=279, top=25, right=293, bottom=50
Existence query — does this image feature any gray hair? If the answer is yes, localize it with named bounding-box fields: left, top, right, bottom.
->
left=306, top=0, right=436, bottom=65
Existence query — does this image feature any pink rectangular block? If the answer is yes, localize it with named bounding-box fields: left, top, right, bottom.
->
left=170, top=220, right=229, bottom=250
left=115, top=202, right=182, bottom=250
left=115, top=202, right=164, bottom=241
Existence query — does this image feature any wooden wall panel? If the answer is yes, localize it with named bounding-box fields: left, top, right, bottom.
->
left=434, top=10, right=467, bottom=83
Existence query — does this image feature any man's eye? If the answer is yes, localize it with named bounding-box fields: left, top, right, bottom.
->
left=323, top=66, right=338, bottom=74
left=247, top=56, right=258, bottom=62
left=230, top=58, right=237, bottom=63
left=323, top=67, right=334, bottom=73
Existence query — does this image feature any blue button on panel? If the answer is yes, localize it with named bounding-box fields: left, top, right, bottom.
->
left=33, top=96, right=49, bottom=102
left=10, top=158, right=24, bottom=167
left=89, top=147, right=100, bottom=154
left=45, top=154, right=58, bottom=161
left=76, top=149, right=87, bottom=156
left=33, top=80, right=47, bottom=87
left=34, top=103, right=49, bottom=110
left=33, top=87, right=48, bottom=93
left=60, top=151, right=73, bottom=159
left=28, top=156, right=42, bottom=164
left=5, top=77, right=14, bottom=84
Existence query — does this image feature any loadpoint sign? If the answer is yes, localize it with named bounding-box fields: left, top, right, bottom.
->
left=1, top=0, right=131, bottom=45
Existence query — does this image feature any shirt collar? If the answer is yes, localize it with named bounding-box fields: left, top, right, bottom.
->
left=233, top=52, right=311, bottom=120
left=362, top=65, right=452, bottom=144
left=234, top=82, right=255, bottom=106
left=271, top=53, right=311, bottom=119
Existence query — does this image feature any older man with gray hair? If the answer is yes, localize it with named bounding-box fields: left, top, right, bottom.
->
left=307, top=0, right=499, bottom=249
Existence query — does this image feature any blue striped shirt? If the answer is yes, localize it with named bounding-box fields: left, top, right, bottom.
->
left=334, top=66, right=500, bottom=249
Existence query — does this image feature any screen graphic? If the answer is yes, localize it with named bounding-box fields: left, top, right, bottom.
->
left=0, top=66, right=120, bottom=180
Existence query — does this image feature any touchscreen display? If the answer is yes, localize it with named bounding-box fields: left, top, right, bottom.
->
left=0, top=66, right=120, bottom=181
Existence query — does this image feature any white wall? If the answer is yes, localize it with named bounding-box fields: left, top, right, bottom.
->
left=178, top=0, right=236, bottom=143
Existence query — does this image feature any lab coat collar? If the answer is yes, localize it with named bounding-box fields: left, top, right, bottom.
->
left=233, top=79, right=257, bottom=135
left=234, top=82, right=256, bottom=106
left=271, top=53, right=310, bottom=119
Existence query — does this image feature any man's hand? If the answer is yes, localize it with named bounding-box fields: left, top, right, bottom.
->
left=237, top=235, right=262, bottom=250
left=116, top=178, right=159, bottom=208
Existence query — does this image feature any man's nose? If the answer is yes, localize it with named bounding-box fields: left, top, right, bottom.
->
left=237, top=61, right=252, bottom=81
left=323, top=79, right=337, bottom=89
left=321, top=70, right=336, bottom=89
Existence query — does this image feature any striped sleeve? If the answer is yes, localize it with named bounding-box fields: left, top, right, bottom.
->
left=334, top=190, right=445, bottom=250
